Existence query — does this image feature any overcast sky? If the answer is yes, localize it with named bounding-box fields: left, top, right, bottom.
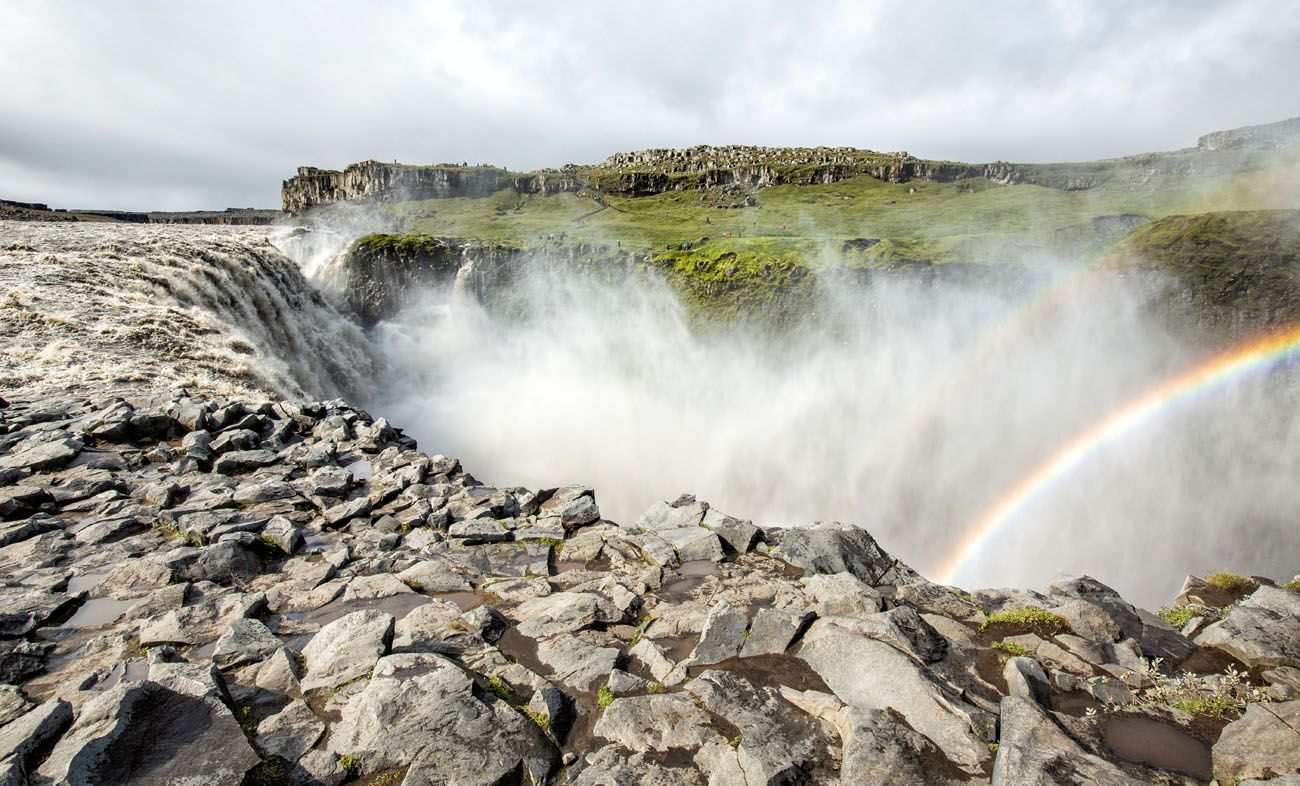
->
left=3, top=1, right=1299, bottom=210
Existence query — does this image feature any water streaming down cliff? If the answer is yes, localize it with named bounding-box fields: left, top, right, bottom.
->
left=0, top=222, right=379, bottom=401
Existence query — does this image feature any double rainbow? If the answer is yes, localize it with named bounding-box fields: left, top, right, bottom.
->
left=935, top=322, right=1300, bottom=586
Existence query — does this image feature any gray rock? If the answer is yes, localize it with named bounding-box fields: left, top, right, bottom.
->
left=798, top=618, right=990, bottom=773
left=0, top=438, right=81, bottom=472
left=0, top=685, right=32, bottom=726
left=992, top=696, right=1155, bottom=785
left=1197, top=586, right=1300, bottom=668
left=592, top=693, right=718, bottom=752
left=396, top=558, right=470, bottom=592
left=262, top=515, right=304, bottom=554
left=209, top=428, right=260, bottom=454
left=514, top=592, right=622, bottom=639
left=571, top=745, right=707, bottom=786
left=705, top=508, right=759, bottom=554
left=686, top=668, right=841, bottom=785
left=688, top=600, right=749, bottom=665
left=292, top=749, right=347, bottom=786
left=307, top=465, right=353, bottom=497
left=528, top=685, right=574, bottom=741
left=300, top=609, right=394, bottom=692
left=536, top=634, right=620, bottom=691
left=460, top=604, right=509, bottom=643
left=0, top=586, right=78, bottom=638
left=213, top=617, right=281, bottom=668
left=559, top=495, right=600, bottom=528
left=839, top=706, right=969, bottom=785
left=657, top=526, right=725, bottom=563
left=1212, top=699, right=1300, bottom=783
left=607, top=668, right=650, bottom=695
left=212, top=449, right=277, bottom=475
left=1004, top=656, right=1053, bottom=704
left=447, top=519, right=511, bottom=544
left=767, top=522, right=917, bottom=585
left=0, top=699, right=72, bottom=774
left=827, top=606, right=949, bottom=664
left=184, top=540, right=261, bottom=585
left=36, top=681, right=259, bottom=786
left=329, top=653, right=557, bottom=780
left=740, top=607, right=813, bottom=657
left=256, top=699, right=325, bottom=763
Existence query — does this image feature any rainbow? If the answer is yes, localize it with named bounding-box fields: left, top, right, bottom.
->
left=935, top=322, right=1300, bottom=586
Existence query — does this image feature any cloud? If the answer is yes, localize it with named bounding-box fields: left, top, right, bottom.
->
left=1, top=0, right=1298, bottom=209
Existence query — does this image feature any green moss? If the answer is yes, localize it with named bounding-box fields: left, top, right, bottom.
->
left=980, top=606, right=1072, bottom=637
left=596, top=684, right=615, bottom=711
left=1156, top=605, right=1215, bottom=629
left=485, top=675, right=512, bottom=702
left=1169, top=695, right=1242, bottom=717
left=1205, top=572, right=1259, bottom=595
left=991, top=640, right=1031, bottom=658
left=1281, top=578, right=1300, bottom=593
left=337, top=755, right=361, bottom=777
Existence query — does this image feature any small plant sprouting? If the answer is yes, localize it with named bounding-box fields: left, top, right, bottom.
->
left=1280, top=577, right=1300, bottom=593
left=337, top=755, right=361, bottom=777
left=647, top=682, right=666, bottom=694
left=596, top=684, right=615, bottom=711
left=728, top=735, right=742, bottom=749
left=991, top=640, right=1031, bottom=658
left=1156, top=604, right=1217, bottom=629
left=515, top=704, right=549, bottom=728
left=485, top=675, right=512, bottom=702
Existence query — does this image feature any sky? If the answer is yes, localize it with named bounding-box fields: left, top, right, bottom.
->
left=2, top=0, right=1299, bottom=210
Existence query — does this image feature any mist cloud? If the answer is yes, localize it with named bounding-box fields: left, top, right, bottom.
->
left=3, top=0, right=1299, bottom=210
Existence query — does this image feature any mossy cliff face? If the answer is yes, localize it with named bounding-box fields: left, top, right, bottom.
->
left=1106, top=210, right=1300, bottom=340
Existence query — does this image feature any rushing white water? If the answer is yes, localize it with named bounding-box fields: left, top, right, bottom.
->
left=357, top=253, right=1300, bottom=605
left=0, top=222, right=377, bottom=401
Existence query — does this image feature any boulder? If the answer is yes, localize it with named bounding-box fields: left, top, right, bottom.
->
left=35, top=681, right=259, bottom=786
left=689, top=600, right=749, bottom=665
left=798, top=618, right=990, bottom=773
left=300, top=609, right=394, bottom=692
left=592, top=693, right=718, bottom=753
left=0, top=699, right=72, bottom=775
left=212, top=449, right=277, bottom=475
left=740, top=607, right=813, bottom=657
left=329, top=653, right=556, bottom=780
left=212, top=617, right=282, bottom=668
left=255, top=699, right=325, bottom=763
left=767, top=522, right=917, bottom=585
left=1212, top=699, right=1300, bottom=782
left=0, top=438, right=82, bottom=472
left=992, top=696, right=1154, bottom=785
left=536, top=634, right=619, bottom=691
left=514, top=592, right=622, bottom=639
left=1197, top=586, right=1300, bottom=668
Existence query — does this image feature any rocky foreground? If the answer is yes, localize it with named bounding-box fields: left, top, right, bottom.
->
left=0, top=391, right=1298, bottom=786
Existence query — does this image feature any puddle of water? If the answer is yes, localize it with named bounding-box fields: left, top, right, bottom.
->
left=98, top=657, right=150, bottom=690
left=686, top=654, right=831, bottom=694
left=1048, top=691, right=1102, bottom=717
left=496, top=627, right=549, bottom=678
left=302, top=593, right=430, bottom=626
left=431, top=591, right=488, bottom=612
left=659, top=560, right=720, bottom=602
left=648, top=634, right=698, bottom=664
left=61, top=597, right=136, bottom=629
left=346, top=459, right=372, bottom=480
left=66, top=572, right=108, bottom=595
left=1103, top=716, right=1211, bottom=780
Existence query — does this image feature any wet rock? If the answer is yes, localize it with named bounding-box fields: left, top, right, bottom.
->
left=1212, top=699, right=1300, bottom=782
left=300, top=609, right=394, bottom=692
left=0, top=486, right=52, bottom=520
left=0, top=685, right=32, bottom=726
left=992, top=696, right=1146, bottom=785
left=0, top=586, right=78, bottom=637
left=397, top=558, right=471, bottom=592
left=256, top=699, right=325, bottom=764
left=36, top=680, right=259, bottom=786
left=1197, top=586, right=1300, bottom=668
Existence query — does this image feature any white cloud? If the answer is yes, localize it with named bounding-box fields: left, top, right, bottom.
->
left=1, top=0, right=1297, bottom=209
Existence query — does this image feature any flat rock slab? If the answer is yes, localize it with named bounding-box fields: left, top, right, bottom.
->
left=993, top=696, right=1154, bottom=786
left=1213, top=699, right=1300, bottom=783
left=36, top=681, right=259, bottom=786
left=1197, top=586, right=1300, bottom=668
left=300, top=608, right=394, bottom=693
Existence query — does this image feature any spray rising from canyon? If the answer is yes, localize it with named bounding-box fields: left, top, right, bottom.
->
left=276, top=227, right=1300, bottom=606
